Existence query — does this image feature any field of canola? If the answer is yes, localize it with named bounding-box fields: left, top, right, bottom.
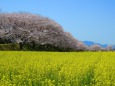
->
left=0, top=51, right=115, bottom=86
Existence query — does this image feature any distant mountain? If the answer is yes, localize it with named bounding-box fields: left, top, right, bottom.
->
left=113, top=45, right=115, bottom=49
left=83, top=41, right=108, bottom=48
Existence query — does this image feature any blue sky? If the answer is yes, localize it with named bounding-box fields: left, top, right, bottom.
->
left=0, top=0, right=115, bottom=44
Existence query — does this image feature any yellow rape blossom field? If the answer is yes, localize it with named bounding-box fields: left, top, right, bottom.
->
left=0, top=51, right=115, bottom=86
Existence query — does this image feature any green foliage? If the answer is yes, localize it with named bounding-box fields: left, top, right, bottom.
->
left=0, top=52, right=115, bottom=86
left=0, top=43, right=73, bottom=51
left=0, top=43, right=20, bottom=51
left=22, top=44, right=73, bottom=51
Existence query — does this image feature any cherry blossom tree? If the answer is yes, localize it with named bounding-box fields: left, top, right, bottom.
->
left=0, top=12, right=87, bottom=51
